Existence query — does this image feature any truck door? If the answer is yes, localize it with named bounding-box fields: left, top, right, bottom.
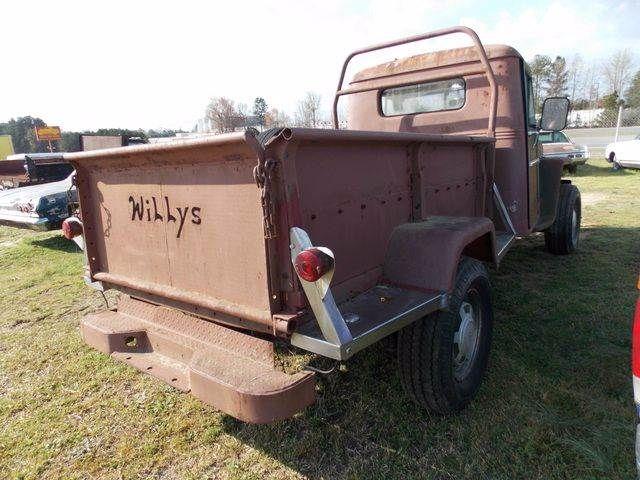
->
left=523, top=68, right=541, bottom=228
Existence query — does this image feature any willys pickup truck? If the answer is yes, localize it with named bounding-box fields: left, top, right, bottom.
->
left=64, top=26, right=580, bottom=423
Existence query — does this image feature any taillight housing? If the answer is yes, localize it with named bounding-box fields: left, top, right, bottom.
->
left=61, top=217, right=83, bottom=240
left=294, top=248, right=334, bottom=282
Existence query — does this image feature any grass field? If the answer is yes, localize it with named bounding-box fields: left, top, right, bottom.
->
left=0, top=157, right=639, bottom=479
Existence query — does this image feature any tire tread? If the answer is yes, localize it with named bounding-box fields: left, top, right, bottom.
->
left=545, top=183, right=580, bottom=255
left=397, top=257, right=491, bottom=415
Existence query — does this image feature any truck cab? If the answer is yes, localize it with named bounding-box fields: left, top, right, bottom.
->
left=344, top=43, right=565, bottom=236
left=65, top=26, right=579, bottom=423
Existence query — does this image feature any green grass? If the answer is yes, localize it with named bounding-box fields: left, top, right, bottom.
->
left=0, top=158, right=639, bottom=479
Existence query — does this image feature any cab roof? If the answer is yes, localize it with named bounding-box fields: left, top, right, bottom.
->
left=352, top=44, right=523, bottom=84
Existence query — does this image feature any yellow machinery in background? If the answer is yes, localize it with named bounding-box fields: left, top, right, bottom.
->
left=0, top=135, right=15, bottom=160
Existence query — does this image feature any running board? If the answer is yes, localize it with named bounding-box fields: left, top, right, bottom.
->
left=290, top=285, right=447, bottom=360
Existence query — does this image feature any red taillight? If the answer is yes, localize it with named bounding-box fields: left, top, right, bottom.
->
left=61, top=217, right=83, bottom=240
left=294, top=248, right=334, bottom=282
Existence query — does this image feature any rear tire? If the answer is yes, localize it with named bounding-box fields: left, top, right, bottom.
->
left=544, top=183, right=581, bottom=255
left=397, top=257, right=493, bottom=415
left=610, top=152, right=622, bottom=170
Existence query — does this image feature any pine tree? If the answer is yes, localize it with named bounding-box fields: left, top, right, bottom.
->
left=529, top=55, right=553, bottom=113
left=253, top=97, right=268, bottom=127
left=625, top=70, right=640, bottom=108
left=545, top=56, right=569, bottom=97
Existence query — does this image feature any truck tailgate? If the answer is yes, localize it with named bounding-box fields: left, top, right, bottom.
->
left=67, top=133, right=274, bottom=332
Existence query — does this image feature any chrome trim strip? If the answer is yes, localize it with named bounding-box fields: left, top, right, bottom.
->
left=289, top=227, right=353, bottom=346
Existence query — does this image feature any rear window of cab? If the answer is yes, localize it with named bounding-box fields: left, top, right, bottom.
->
left=380, top=78, right=466, bottom=116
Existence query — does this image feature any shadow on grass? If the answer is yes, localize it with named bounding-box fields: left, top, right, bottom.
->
left=30, top=234, right=80, bottom=253
left=218, top=225, right=639, bottom=479
left=574, top=162, right=635, bottom=177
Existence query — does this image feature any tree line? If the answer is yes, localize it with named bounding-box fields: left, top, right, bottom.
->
left=6, top=49, right=639, bottom=154
left=529, top=49, right=639, bottom=113
left=0, top=116, right=185, bottom=154
left=205, top=92, right=324, bottom=134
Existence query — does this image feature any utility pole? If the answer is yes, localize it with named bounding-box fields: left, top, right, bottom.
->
left=614, top=105, right=623, bottom=143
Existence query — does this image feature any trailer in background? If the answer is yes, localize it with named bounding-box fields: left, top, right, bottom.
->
left=1, top=152, right=73, bottom=190
left=80, top=135, right=125, bottom=151
left=80, top=135, right=147, bottom=151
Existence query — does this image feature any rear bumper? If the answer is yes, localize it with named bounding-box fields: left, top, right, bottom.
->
left=0, top=210, right=51, bottom=231
left=568, top=158, right=587, bottom=166
left=81, top=296, right=316, bottom=423
left=544, top=153, right=587, bottom=166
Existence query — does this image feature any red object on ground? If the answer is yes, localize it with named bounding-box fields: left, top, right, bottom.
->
left=61, top=218, right=83, bottom=239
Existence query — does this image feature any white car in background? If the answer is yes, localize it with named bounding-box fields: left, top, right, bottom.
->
left=605, top=134, right=640, bottom=170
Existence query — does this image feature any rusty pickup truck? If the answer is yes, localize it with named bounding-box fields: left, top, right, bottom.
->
left=65, top=26, right=580, bottom=423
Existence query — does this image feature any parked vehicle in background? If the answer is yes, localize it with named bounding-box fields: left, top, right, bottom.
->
left=0, top=152, right=74, bottom=190
left=65, top=26, right=579, bottom=423
left=539, top=130, right=589, bottom=173
left=606, top=134, right=640, bottom=170
left=80, top=134, right=147, bottom=151
left=0, top=171, right=76, bottom=231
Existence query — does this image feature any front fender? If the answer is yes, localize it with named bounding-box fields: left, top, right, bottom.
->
left=383, top=216, right=495, bottom=294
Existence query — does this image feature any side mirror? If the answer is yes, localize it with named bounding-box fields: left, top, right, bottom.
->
left=540, top=97, right=569, bottom=131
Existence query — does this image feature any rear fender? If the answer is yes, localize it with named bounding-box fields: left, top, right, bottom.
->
left=383, top=216, right=495, bottom=294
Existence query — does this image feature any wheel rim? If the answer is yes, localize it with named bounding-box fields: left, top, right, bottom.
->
left=571, top=208, right=579, bottom=247
left=453, top=288, right=482, bottom=381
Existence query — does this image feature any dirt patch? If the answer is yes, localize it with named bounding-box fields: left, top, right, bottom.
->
left=0, top=239, right=19, bottom=249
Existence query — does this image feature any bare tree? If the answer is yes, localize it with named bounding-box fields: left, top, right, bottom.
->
left=236, top=102, right=250, bottom=118
left=264, top=108, right=291, bottom=128
left=206, top=97, right=244, bottom=133
left=602, top=49, right=634, bottom=96
left=567, top=54, right=584, bottom=103
left=294, top=92, right=322, bottom=127
left=581, top=61, right=602, bottom=109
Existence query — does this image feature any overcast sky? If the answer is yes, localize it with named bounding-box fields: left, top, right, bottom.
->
left=2, top=0, right=638, bottom=131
